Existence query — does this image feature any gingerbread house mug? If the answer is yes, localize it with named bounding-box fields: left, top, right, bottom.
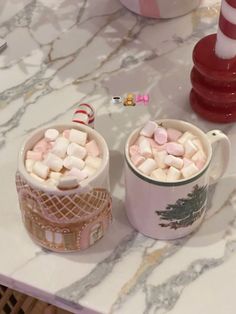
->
left=16, top=123, right=112, bottom=252
left=120, top=0, right=200, bottom=19
left=125, top=119, right=230, bottom=240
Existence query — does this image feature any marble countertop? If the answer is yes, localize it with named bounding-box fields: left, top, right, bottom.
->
left=1, top=0, right=236, bottom=313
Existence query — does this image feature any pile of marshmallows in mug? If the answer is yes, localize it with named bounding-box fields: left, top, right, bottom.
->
left=129, top=121, right=207, bottom=181
left=25, top=128, right=102, bottom=189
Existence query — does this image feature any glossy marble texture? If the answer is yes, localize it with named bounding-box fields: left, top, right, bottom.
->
left=1, top=0, right=236, bottom=313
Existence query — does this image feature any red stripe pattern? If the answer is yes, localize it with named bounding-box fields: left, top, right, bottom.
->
left=226, top=0, right=236, bottom=9
left=72, top=103, right=95, bottom=127
left=219, top=12, right=236, bottom=39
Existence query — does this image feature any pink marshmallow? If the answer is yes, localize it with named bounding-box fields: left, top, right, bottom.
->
left=85, top=140, right=100, bottom=157
left=26, top=150, right=43, bottom=161
left=166, top=142, right=184, bottom=157
left=167, top=128, right=182, bottom=142
left=129, top=145, right=140, bottom=157
left=33, top=139, right=50, bottom=153
left=154, top=127, right=168, bottom=145
left=131, top=154, right=145, bottom=167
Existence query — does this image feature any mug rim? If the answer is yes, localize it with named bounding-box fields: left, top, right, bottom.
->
left=18, top=123, right=109, bottom=194
left=125, top=119, right=212, bottom=187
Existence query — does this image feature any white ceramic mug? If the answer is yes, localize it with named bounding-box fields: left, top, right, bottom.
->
left=120, top=0, right=200, bottom=18
left=16, top=124, right=112, bottom=252
left=125, top=119, right=230, bottom=240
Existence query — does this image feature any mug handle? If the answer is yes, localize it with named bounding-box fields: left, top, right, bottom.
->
left=205, top=129, right=231, bottom=218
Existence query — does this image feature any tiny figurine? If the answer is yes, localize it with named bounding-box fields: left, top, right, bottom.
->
left=136, top=94, right=150, bottom=106
left=123, top=93, right=136, bottom=106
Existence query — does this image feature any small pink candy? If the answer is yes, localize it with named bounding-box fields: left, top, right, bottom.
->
left=167, top=128, right=182, bottom=142
left=154, top=127, right=168, bottom=145
left=26, top=150, right=43, bottom=161
left=86, top=140, right=100, bottom=157
left=63, top=129, right=70, bottom=139
left=131, top=154, right=145, bottom=167
left=166, top=142, right=184, bottom=156
left=33, top=139, right=49, bottom=153
left=129, top=145, right=140, bottom=157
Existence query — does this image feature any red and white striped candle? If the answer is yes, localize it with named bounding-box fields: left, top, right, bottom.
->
left=72, top=103, right=95, bottom=128
left=215, top=0, right=236, bottom=59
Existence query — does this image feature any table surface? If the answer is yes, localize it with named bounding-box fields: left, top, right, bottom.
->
left=1, top=0, right=236, bottom=313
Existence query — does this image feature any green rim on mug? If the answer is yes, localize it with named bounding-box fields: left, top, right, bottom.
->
left=125, top=119, right=212, bottom=187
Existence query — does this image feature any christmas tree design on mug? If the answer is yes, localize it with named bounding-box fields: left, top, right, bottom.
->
left=156, top=185, right=207, bottom=230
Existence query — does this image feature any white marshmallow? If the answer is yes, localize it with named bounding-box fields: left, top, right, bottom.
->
left=44, top=152, right=63, bottom=172
left=166, top=166, right=181, bottom=181
left=46, top=178, right=58, bottom=186
left=63, top=156, right=85, bottom=170
left=25, top=159, right=35, bottom=172
left=85, top=156, right=102, bottom=169
left=140, top=121, right=157, bottom=138
left=154, top=127, right=168, bottom=145
left=153, top=150, right=168, bottom=169
left=82, top=165, right=97, bottom=177
left=49, top=171, right=62, bottom=180
left=30, top=173, right=45, bottom=182
left=67, top=167, right=88, bottom=181
left=139, top=138, right=152, bottom=158
left=164, top=155, right=183, bottom=170
left=57, top=176, right=79, bottom=190
left=32, top=161, right=49, bottom=179
left=151, top=168, right=167, bottom=181
left=181, top=163, right=199, bottom=179
left=184, top=140, right=198, bottom=158
left=51, top=137, right=69, bottom=158
left=69, top=129, right=87, bottom=146
left=178, top=131, right=195, bottom=144
left=192, top=138, right=204, bottom=151
left=137, top=135, right=146, bottom=145
left=138, top=158, right=156, bottom=175
left=44, top=129, right=59, bottom=142
left=67, top=142, right=87, bottom=159
left=192, top=150, right=207, bottom=163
